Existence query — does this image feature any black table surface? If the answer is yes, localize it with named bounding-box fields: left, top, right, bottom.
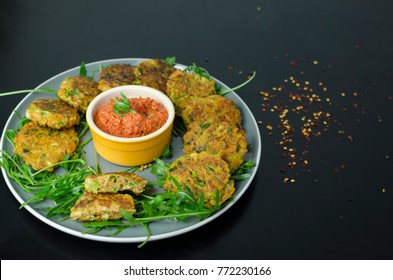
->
left=1, top=0, right=392, bottom=260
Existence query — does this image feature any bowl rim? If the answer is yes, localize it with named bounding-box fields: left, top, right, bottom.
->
left=86, top=85, right=175, bottom=143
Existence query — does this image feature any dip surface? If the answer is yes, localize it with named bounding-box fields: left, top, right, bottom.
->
left=94, top=97, right=168, bottom=138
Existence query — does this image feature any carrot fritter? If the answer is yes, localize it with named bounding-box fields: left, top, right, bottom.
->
left=183, top=121, right=247, bottom=172
left=84, top=172, right=148, bottom=195
left=57, top=76, right=101, bottom=112
left=179, top=95, right=242, bottom=127
left=164, top=152, right=234, bottom=208
left=135, top=59, right=176, bottom=93
left=98, top=64, right=137, bottom=92
left=14, top=122, right=79, bottom=171
left=25, top=98, right=80, bottom=129
left=166, top=69, right=216, bottom=111
left=70, top=193, right=136, bottom=221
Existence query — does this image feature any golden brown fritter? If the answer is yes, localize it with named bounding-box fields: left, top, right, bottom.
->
left=135, top=59, right=176, bottom=93
left=183, top=121, right=247, bottom=172
left=25, top=98, right=80, bottom=129
left=166, top=69, right=216, bottom=111
left=70, top=193, right=136, bottom=221
left=57, top=76, right=101, bottom=112
left=84, top=172, right=148, bottom=195
left=14, top=122, right=79, bottom=171
left=179, top=95, right=242, bottom=127
left=98, top=64, right=137, bottom=92
left=164, top=152, right=235, bottom=208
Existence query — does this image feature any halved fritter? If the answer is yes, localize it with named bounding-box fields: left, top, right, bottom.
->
left=166, top=69, right=216, bottom=111
left=179, top=95, right=242, bottom=127
left=70, top=193, right=136, bottom=221
left=14, top=122, right=79, bottom=171
left=183, top=121, right=247, bottom=172
left=84, top=172, right=148, bottom=195
left=98, top=64, right=137, bottom=92
left=164, top=152, right=235, bottom=208
left=57, top=76, right=101, bottom=112
left=135, top=59, right=176, bottom=93
left=25, top=98, right=80, bottom=129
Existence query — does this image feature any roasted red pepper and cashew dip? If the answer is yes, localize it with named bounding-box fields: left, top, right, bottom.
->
left=94, top=96, right=168, bottom=138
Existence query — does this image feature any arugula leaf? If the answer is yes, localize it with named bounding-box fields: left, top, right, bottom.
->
left=171, top=116, right=187, bottom=137
left=0, top=88, right=57, bottom=97
left=162, top=142, right=172, bottom=158
left=184, top=63, right=212, bottom=80
left=218, top=71, right=256, bottom=96
left=151, top=158, right=170, bottom=186
left=230, top=161, right=255, bottom=180
left=113, top=92, right=136, bottom=116
left=79, top=61, right=87, bottom=77
left=82, top=220, right=129, bottom=235
left=163, top=56, right=176, bottom=67
left=65, top=89, right=79, bottom=97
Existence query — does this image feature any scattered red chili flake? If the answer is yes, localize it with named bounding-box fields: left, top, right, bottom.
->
left=259, top=57, right=365, bottom=183
left=283, top=177, right=296, bottom=183
left=289, top=60, right=298, bottom=68
left=260, top=71, right=334, bottom=174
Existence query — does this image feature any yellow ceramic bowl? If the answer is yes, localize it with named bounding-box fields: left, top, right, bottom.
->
left=86, top=85, right=175, bottom=166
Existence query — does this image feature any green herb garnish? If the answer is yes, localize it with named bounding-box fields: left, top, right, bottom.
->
left=113, top=93, right=136, bottom=116
left=218, top=71, right=257, bottom=96
left=79, top=61, right=87, bottom=77
left=171, top=116, right=187, bottom=137
left=184, top=63, right=212, bottom=80
left=65, top=88, right=79, bottom=97
left=230, top=161, right=255, bottom=180
left=162, top=142, right=173, bottom=158
left=163, top=56, right=176, bottom=67
left=0, top=149, right=95, bottom=213
left=0, top=88, right=57, bottom=97
left=151, top=158, right=170, bottom=187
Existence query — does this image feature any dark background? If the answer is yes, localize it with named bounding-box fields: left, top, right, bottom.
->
left=1, top=0, right=392, bottom=259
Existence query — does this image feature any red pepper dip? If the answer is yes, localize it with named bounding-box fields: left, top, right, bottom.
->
left=94, top=97, right=168, bottom=138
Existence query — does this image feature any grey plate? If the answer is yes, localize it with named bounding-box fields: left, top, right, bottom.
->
left=0, top=58, right=261, bottom=243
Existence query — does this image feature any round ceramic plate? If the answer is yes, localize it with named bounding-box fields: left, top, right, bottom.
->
left=0, top=58, right=261, bottom=243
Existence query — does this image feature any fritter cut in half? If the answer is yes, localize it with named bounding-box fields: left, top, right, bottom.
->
left=164, top=152, right=235, bottom=208
left=183, top=121, right=248, bottom=173
left=179, top=95, right=242, bottom=127
left=57, top=76, right=101, bottom=112
left=84, top=172, right=148, bottom=195
left=70, top=193, right=136, bottom=222
left=98, top=64, right=137, bottom=92
left=166, top=69, right=216, bottom=111
left=135, top=59, right=176, bottom=93
left=14, top=122, right=79, bottom=171
left=26, top=98, right=80, bottom=129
